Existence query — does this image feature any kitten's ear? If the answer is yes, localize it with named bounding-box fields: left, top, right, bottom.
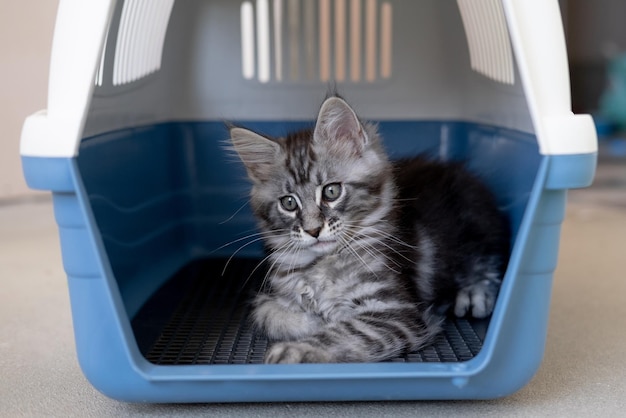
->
left=314, top=97, right=368, bottom=155
left=229, top=127, right=280, bottom=182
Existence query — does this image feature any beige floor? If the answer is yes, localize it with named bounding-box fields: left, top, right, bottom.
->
left=1, top=168, right=626, bottom=417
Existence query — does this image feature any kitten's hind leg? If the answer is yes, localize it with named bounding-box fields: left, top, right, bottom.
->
left=454, top=278, right=501, bottom=319
left=264, top=309, right=441, bottom=364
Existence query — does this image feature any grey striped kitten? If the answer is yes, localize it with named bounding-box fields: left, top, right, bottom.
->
left=228, top=96, right=510, bottom=364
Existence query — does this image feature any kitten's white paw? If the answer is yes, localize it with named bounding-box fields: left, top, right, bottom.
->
left=454, top=279, right=500, bottom=319
left=264, top=342, right=332, bottom=364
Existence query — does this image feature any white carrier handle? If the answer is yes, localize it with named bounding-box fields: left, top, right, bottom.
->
left=20, top=0, right=116, bottom=158
left=502, top=0, right=597, bottom=155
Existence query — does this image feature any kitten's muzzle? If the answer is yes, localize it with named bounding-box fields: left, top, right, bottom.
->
left=304, top=237, right=339, bottom=255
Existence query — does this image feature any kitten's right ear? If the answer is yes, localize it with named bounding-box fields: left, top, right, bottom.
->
left=314, top=96, right=368, bottom=156
left=229, top=127, right=280, bottom=183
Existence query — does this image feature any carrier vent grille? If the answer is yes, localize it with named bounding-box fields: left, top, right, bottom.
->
left=457, top=0, right=514, bottom=84
left=241, top=0, right=393, bottom=83
left=108, top=0, right=175, bottom=86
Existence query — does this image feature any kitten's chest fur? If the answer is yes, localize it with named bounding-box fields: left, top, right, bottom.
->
left=273, top=253, right=363, bottom=319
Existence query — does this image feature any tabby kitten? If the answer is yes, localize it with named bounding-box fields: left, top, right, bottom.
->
left=228, top=96, right=510, bottom=364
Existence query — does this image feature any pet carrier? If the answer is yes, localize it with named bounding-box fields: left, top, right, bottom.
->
left=21, top=0, right=597, bottom=402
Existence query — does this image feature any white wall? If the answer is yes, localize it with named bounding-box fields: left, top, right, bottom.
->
left=0, top=0, right=59, bottom=200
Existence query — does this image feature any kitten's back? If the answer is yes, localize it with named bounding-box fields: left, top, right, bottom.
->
left=393, top=156, right=510, bottom=312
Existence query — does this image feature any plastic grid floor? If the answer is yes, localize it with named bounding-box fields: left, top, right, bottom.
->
left=132, top=259, right=487, bottom=365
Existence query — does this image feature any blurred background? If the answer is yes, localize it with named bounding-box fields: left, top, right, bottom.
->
left=566, top=0, right=626, bottom=115
left=0, top=0, right=58, bottom=200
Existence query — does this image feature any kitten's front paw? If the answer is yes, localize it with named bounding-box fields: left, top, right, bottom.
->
left=265, top=342, right=332, bottom=364
left=454, top=279, right=500, bottom=319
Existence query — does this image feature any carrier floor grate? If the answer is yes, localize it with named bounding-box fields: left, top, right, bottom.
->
left=132, top=258, right=488, bottom=365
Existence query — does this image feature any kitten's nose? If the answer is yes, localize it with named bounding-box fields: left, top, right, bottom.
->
left=305, top=227, right=322, bottom=238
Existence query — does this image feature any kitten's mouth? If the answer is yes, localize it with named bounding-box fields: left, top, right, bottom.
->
left=308, top=239, right=338, bottom=253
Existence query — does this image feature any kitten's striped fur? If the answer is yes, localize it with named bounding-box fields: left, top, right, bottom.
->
left=228, top=96, right=510, bottom=363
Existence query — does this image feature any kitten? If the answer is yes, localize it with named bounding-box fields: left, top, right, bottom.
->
left=228, top=96, right=510, bottom=364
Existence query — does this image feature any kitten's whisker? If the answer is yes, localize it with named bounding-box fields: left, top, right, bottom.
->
left=233, top=225, right=273, bottom=238
left=240, top=240, right=293, bottom=292
left=344, top=226, right=416, bottom=265
left=285, top=242, right=301, bottom=278
left=245, top=254, right=275, bottom=293
left=351, top=239, right=404, bottom=270
left=221, top=236, right=267, bottom=276
left=341, top=230, right=403, bottom=273
left=369, top=196, right=419, bottom=203
left=212, top=229, right=288, bottom=254
left=218, top=200, right=249, bottom=225
left=338, top=236, right=380, bottom=279
left=352, top=243, right=402, bottom=274
left=340, top=228, right=397, bottom=266
left=342, top=224, right=410, bottom=258
left=257, top=242, right=298, bottom=295
left=343, top=222, right=419, bottom=250
left=220, top=231, right=290, bottom=276
left=263, top=242, right=297, bottom=290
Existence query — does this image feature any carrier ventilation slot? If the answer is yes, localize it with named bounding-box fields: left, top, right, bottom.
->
left=241, top=0, right=393, bottom=83
left=456, top=0, right=514, bottom=85
left=107, top=0, right=175, bottom=86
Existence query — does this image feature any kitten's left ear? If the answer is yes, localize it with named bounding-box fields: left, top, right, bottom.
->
left=314, top=97, right=368, bottom=155
left=229, top=127, right=280, bottom=183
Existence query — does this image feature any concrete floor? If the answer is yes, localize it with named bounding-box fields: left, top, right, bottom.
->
left=1, top=160, right=626, bottom=417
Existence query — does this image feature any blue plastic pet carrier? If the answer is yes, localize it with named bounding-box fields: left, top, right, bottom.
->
left=21, top=0, right=597, bottom=402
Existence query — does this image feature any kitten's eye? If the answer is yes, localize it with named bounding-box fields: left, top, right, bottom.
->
left=322, top=183, right=342, bottom=202
left=279, top=195, right=298, bottom=211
